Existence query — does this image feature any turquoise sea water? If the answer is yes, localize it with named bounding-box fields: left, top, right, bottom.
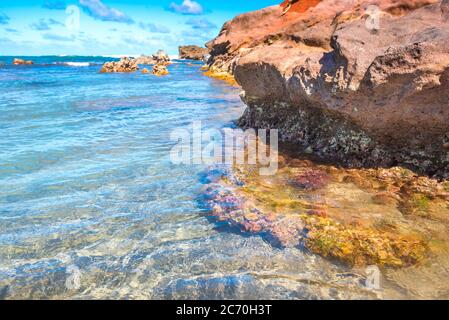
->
left=0, top=56, right=375, bottom=299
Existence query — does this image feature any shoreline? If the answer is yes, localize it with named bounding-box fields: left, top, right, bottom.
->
left=198, top=0, right=449, bottom=297
left=205, top=0, right=449, bottom=179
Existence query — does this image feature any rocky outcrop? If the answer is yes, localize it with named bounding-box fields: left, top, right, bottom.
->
left=100, top=50, right=171, bottom=73
left=134, top=55, right=156, bottom=65
left=131, top=51, right=172, bottom=65
left=152, top=50, right=171, bottom=65
left=207, top=0, right=449, bottom=178
left=13, top=58, right=33, bottom=65
left=152, top=63, right=169, bottom=76
left=100, top=57, right=139, bottom=73
left=179, top=45, right=209, bottom=61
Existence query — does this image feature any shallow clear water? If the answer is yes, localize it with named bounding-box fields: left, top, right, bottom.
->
left=0, top=57, right=391, bottom=299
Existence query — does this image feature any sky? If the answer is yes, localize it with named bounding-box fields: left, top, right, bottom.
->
left=0, top=0, right=280, bottom=56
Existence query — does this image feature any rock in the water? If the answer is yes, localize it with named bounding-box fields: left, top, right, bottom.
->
left=206, top=0, right=449, bottom=178
left=13, top=58, right=33, bottom=65
left=134, top=55, right=156, bottom=65
left=152, top=50, right=171, bottom=65
left=179, top=45, right=209, bottom=61
left=100, top=57, right=139, bottom=73
left=152, top=63, right=169, bottom=76
left=141, top=68, right=150, bottom=74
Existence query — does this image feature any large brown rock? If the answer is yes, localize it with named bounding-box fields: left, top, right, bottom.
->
left=100, top=57, right=139, bottom=73
left=134, top=55, right=156, bottom=65
left=207, top=0, right=449, bottom=178
left=130, top=51, right=171, bottom=65
left=179, top=45, right=209, bottom=60
left=152, top=50, right=171, bottom=64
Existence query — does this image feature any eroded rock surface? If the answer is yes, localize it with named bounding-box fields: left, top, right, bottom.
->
left=207, top=0, right=449, bottom=178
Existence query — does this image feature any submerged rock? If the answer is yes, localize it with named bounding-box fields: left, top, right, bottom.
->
left=206, top=0, right=449, bottom=178
left=13, top=58, right=33, bottom=65
left=179, top=45, right=209, bottom=61
left=141, top=68, right=150, bottom=74
left=204, top=155, right=449, bottom=268
left=291, top=169, right=330, bottom=190
left=100, top=57, right=139, bottom=73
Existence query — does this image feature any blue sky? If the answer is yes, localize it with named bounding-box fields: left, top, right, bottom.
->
left=0, top=0, right=279, bottom=56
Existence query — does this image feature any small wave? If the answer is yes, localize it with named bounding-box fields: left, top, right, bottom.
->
left=63, top=62, right=91, bottom=67
left=48, top=62, right=92, bottom=67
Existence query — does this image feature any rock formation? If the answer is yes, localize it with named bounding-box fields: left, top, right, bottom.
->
left=152, top=50, right=171, bottom=65
left=134, top=51, right=172, bottom=65
left=100, top=57, right=139, bottom=73
left=206, top=0, right=449, bottom=178
left=179, top=45, right=209, bottom=61
left=152, top=63, right=169, bottom=76
left=100, top=50, right=171, bottom=73
left=13, top=58, right=33, bottom=65
left=134, top=55, right=156, bottom=65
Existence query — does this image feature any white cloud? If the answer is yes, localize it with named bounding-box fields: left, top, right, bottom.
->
left=168, top=0, right=203, bottom=15
left=79, top=0, right=134, bottom=24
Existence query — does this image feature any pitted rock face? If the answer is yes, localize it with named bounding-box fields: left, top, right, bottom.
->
left=442, top=0, right=449, bottom=15
left=207, top=0, right=449, bottom=178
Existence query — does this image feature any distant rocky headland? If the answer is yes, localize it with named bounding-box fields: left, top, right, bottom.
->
left=205, top=0, right=449, bottom=179
left=178, top=45, right=209, bottom=61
